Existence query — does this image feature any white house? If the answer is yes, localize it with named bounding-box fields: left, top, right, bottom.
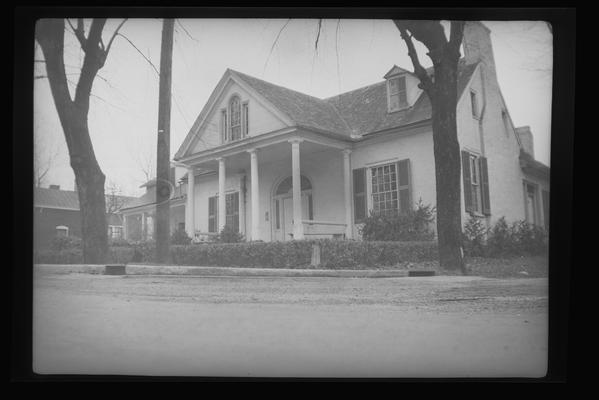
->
left=172, top=21, right=550, bottom=243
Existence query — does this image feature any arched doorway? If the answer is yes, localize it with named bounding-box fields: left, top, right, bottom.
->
left=272, top=175, right=313, bottom=241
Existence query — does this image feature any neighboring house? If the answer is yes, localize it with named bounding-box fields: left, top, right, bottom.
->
left=119, top=168, right=187, bottom=241
left=34, top=185, right=136, bottom=249
left=171, top=21, right=550, bottom=243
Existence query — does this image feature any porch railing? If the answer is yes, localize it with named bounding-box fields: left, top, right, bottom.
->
left=302, top=220, right=347, bottom=238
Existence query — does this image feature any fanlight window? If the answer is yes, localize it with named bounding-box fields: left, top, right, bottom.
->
left=275, top=175, right=312, bottom=195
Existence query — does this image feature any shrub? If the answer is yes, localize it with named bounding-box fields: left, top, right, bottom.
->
left=130, top=239, right=156, bottom=263
left=108, top=237, right=131, bottom=247
left=360, top=199, right=435, bottom=242
left=463, top=215, right=488, bottom=257
left=510, top=220, right=548, bottom=255
left=50, top=236, right=82, bottom=251
left=170, top=229, right=192, bottom=245
left=216, top=225, right=245, bottom=243
left=485, top=217, right=514, bottom=256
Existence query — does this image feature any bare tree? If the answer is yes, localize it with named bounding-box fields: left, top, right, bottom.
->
left=105, top=181, right=127, bottom=215
left=33, top=135, right=59, bottom=188
left=393, top=20, right=466, bottom=273
left=35, top=18, right=126, bottom=263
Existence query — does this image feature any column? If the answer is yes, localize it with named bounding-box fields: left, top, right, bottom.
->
left=217, top=157, right=226, bottom=232
left=185, top=166, right=195, bottom=238
left=248, top=149, right=260, bottom=241
left=343, top=149, right=353, bottom=239
left=290, top=139, right=304, bottom=240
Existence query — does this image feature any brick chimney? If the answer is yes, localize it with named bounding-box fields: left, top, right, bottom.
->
left=49, top=184, right=60, bottom=190
left=462, top=21, right=497, bottom=84
left=515, top=126, right=535, bottom=158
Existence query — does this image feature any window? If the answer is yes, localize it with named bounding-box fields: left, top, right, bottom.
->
left=470, top=90, right=479, bottom=118
left=242, top=102, right=249, bottom=136
left=226, top=192, right=240, bottom=232
left=55, top=225, right=68, bottom=237
left=230, top=96, right=241, bottom=141
left=524, top=182, right=539, bottom=226
left=220, top=109, right=227, bottom=143
left=542, top=190, right=550, bottom=230
left=388, top=76, right=407, bottom=112
left=462, top=151, right=491, bottom=215
left=108, top=225, right=123, bottom=239
left=369, top=160, right=411, bottom=217
left=208, top=192, right=240, bottom=233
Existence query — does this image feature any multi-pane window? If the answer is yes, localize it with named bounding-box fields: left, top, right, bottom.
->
left=226, top=192, right=240, bottom=232
left=469, top=154, right=482, bottom=212
left=208, top=192, right=240, bottom=233
left=524, top=182, right=539, bottom=226
left=371, top=164, right=399, bottom=216
left=242, top=102, right=249, bottom=137
left=220, top=110, right=227, bottom=142
left=388, top=76, right=407, bottom=112
left=108, top=225, right=123, bottom=239
left=462, top=150, right=491, bottom=215
left=230, top=96, right=241, bottom=141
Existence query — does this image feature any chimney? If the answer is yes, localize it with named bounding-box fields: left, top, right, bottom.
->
left=462, top=21, right=497, bottom=82
left=49, top=184, right=60, bottom=190
left=515, top=126, right=535, bottom=158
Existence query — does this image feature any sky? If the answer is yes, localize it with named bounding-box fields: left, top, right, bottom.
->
left=34, top=19, right=553, bottom=197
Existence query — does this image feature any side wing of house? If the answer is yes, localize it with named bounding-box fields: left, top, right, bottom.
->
left=457, top=62, right=549, bottom=228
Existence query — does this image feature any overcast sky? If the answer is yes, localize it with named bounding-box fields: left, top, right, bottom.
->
left=34, top=19, right=552, bottom=197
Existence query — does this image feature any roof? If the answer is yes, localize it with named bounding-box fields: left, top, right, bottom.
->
left=229, top=69, right=352, bottom=136
left=519, top=149, right=550, bottom=180
left=120, top=184, right=186, bottom=212
left=34, top=187, right=136, bottom=212
left=233, top=60, right=479, bottom=137
left=176, top=60, right=480, bottom=158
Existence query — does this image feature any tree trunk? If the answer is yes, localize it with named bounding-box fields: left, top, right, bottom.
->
left=155, top=19, right=175, bottom=263
left=36, top=19, right=109, bottom=263
left=393, top=20, right=466, bottom=273
left=430, top=56, right=466, bottom=273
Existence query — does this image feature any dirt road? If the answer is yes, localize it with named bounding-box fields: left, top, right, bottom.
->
left=33, top=272, right=548, bottom=378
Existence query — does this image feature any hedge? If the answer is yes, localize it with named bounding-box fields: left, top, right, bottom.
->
left=33, top=240, right=439, bottom=268
left=169, top=240, right=438, bottom=269
left=34, top=247, right=135, bottom=265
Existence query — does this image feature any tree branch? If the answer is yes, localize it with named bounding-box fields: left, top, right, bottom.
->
left=105, top=19, right=128, bottom=56
left=117, top=32, right=160, bottom=76
left=449, top=21, right=465, bottom=55
left=395, top=24, right=434, bottom=93
left=67, top=18, right=87, bottom=49
left=74, top=18, right=107, bottom=111
left=263, top=19, right=291, bottom=72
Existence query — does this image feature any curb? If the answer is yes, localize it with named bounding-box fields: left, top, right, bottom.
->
left=34, top=264, right=428, bottom=278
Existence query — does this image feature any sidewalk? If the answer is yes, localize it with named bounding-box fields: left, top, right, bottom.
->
left=34, top=263, right=430, bottom=278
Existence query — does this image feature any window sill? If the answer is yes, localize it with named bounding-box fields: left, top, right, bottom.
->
left=468, top=211, right=487, bottom=218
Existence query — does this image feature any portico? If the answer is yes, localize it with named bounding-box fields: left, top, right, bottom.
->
left=177, top=129, right=354, bottom=242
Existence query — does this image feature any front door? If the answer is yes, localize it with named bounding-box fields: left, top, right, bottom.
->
left=276, top=194, right=311, bottom=241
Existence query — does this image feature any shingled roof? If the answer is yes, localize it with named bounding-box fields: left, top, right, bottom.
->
left=120, top=184, right=186, bottom=212
left=34, top=187, right=137, bottom=212
left=229, top=59, right=479, bottom=138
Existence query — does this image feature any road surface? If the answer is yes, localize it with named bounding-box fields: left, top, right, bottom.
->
left=33, top=271, right=548, bottom=378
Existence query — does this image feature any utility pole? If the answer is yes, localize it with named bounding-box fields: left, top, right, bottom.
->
left=155, top=19, right=175, bottom=263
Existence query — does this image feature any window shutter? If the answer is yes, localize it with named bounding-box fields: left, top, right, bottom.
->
left=208, top=196, right=217, bottom=233
left=225, top=192, right=240, bottom=232
left=353, top=168, right=367, bottom=222
left=480, top=157, right=491, bottom=215
left=397, top=159, right=412, bottom=213
left=462, top=151, right=473, bottom=212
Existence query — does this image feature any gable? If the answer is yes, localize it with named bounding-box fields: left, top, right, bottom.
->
left=187, top=80, right=290, bottom=155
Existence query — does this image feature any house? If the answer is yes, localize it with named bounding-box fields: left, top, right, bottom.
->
left=119, top=167, right=187, bottom=241
left=34, top=185, right=136, bottom=249
left=171, top=21, right=550, bottom=243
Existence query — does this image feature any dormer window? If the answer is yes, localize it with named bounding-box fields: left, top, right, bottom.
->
left=387, top=76, right=407, bottom=113
left=221, top=95, right=249, bottom=143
